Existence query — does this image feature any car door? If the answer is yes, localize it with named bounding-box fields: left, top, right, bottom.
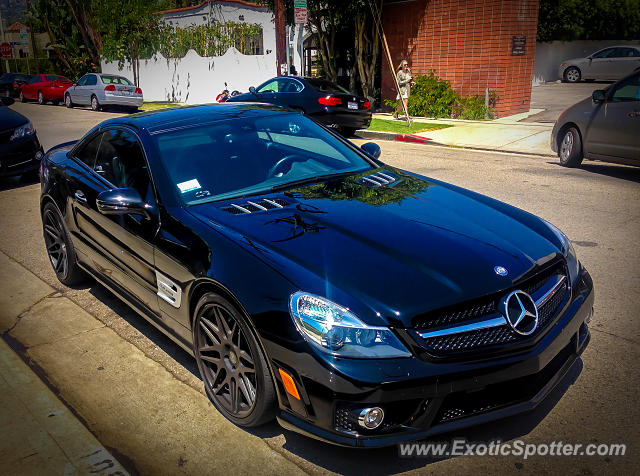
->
left=611, top=47, right=640, bottom=79
left=254, top=78, right=279, bottom=104
left=83, top=74, right=98, bottom=104
left=585, top=72, right=640, bottom=161
left=69, top=74, right=88, bottom=104
left=585, top=48, right=617, bottom=79
left=23, top=75, right=41, bottom=99
left=274, top=77, right=306, bottom=110
left=69, top=127, right=161, bottom=313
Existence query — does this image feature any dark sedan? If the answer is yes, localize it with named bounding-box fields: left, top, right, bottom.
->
left=0, top=73, right=32, bottom=98
left=552, top=71, right=640, bottom=167
left=0, top=97, right=43, bottom=178
left=227, top=77, right=371, bottom=137
left=41, top=104, right=593, bottom=447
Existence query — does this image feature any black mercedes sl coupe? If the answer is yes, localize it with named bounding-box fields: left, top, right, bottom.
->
left=40, top=103, right=594, bottom=447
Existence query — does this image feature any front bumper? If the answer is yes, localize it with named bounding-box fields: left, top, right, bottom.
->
left=0, top=134, right=43, bottom=177
left=272, top=269, right=594, bottom=447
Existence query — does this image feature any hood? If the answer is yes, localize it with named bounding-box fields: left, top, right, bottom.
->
left=0, top=106, right=28, bottom=131
left=189, top=169, right=562, bottom=327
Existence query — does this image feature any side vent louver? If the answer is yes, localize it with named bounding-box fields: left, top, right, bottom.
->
left=358, top=170, right=398, bottom=187
left=222, top=198, right=289, bottom=215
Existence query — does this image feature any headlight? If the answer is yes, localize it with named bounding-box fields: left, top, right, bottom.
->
left=544, top=220, right=580, bottom=284
left=289, top=292, right=411, bottom=358
left=10, top=122, right=35, bottom=141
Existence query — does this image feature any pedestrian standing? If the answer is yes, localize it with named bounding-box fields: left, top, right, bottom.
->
left=393, top=60, right=413, bottom=119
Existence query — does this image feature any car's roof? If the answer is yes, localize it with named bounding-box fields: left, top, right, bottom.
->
left=99, top=102, right=294, bottom=134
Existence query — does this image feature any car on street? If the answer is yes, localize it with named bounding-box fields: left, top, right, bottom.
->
left=0, top=96, right=43, bottom=178
left=551, top=71, right=640, bottom=167
left=18, top=74, right=73, bottom=105
left=0, top=73, right=32, bottom=98
left=40, top=103, right=594, bottom=447
left=559, top=45, right=640, bottom=82
left=64, top=73, right=143, bottom=112
left=226, top=76, right=371, bottom=137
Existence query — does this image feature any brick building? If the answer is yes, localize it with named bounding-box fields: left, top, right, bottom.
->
left=382, top=0, right=539, bottom=117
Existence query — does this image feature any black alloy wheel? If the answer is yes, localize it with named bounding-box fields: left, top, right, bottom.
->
left=42, top=203, right=86, bottom=286
left=193, top=293, right=276, bottom=427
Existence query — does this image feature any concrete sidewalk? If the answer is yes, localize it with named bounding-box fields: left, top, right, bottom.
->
left=0, top=251, right=306, bottom=476
left=365, top=112, right=555, bottom=157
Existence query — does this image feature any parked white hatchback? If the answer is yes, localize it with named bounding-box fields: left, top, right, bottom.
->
left=558, top=46, right=640, bottom=83
left=65, top=73, right=143, bottom=112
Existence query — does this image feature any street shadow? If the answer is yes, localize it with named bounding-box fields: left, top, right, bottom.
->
left=546, top=161, right=640, bottom=184
left=0, top=174, right=39, bottom=192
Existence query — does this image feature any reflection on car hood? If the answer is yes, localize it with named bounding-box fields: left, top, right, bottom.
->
left=190, top=169, right=562, bottom=327
left=0, top=106, right=28, bottom=131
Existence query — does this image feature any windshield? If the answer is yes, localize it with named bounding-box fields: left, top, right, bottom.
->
left=154, top=113, right=373, bottom=205
left=45, top=75, right=71, bottom=82
left=306, top=78, right=351, bottom=95
left=101, top=75, right=133, bottom=85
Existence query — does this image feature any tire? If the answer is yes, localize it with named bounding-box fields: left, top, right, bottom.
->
left=127, top=106, right=139, bottom=113
left=340, top=127, right=357, bottom=138
left=38, top=91, right=45, bottom=105
left=65, top=93, right=74, bottom=108
left=52, top=100, right=59, bottom=106
left=90, top=95, right=101, bottom=111
left=19, top=90, right=26, bottom=103
left=563, top=66, right=581, bottom=83
left=42, top=202, right=87, bottom=286
left=558, top=126, right=583, bottom=168
left=192, top=292, right=276, bottom=427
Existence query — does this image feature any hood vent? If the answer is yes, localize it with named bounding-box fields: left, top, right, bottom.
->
left=358, top=170, right=398, bottom=187
left=222, top=198, right=289, bottom=215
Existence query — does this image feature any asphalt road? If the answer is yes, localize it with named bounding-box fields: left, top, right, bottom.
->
left=1, top=103, right=639, bottom=475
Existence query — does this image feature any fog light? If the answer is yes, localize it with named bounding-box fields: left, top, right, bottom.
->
left=358, top=407, right=384, bottom=429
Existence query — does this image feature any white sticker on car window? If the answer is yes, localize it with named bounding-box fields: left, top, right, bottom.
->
left=177, top=179, right=201, bottom=193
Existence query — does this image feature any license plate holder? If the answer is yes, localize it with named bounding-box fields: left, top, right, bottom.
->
left=348, top=101, right=358, bottom=110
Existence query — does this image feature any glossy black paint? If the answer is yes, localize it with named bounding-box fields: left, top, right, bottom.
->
left=40, top=104, right=594, bottom=447
left=0, top=73, right=31, bottom=98
left=227, top=77, right=372, bottom=134
left=0, top=99, right=43, bottom=177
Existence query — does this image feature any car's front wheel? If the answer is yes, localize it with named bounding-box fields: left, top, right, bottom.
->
left=38, top=91, right=45, bottom=105
left=558, top=126, right=583, bottom=167
left=42, top=202, right=87, bottom=286
left=340, top=127, right=357, bottom=137
left=65, top=94, right=74, bottom=108
left=192, top=292, right=276, bottom=427
left=563, top=66, right=581, bottom=83
left=19, top=91, right=26, bottom=102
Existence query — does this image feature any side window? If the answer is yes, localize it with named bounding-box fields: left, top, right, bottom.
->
left=257, top=80, right=278, bottom=93
left=28, top=76, right=40, bottom=84
left=76, top=75, right=88, bottom=86
left=610, top=73, right=640, bottom=102
left=95, top=129, right=153, bottom=202
left=74, top=133, right=103, bottom=168
left=593, top=48, right=615, bottom=59
left=85, top=75, right=97, bottom=86
left=618, top=47, right=639, bottom=58
left=277, top=78, right=303, bottom=93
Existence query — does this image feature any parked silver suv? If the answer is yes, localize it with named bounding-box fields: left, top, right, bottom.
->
left=65, top=73, right=143, bottom=112
left=558, top=46, right=640, bottom=82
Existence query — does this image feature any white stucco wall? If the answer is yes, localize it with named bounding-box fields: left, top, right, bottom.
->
left=533, top=39, right=640, bottom=85
left=101, top=0, right=278, bottom=104
left=102, top=48, right=276, bottom=104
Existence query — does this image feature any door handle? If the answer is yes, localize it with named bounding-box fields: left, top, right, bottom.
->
left=74, top=190, right=87, bottom=203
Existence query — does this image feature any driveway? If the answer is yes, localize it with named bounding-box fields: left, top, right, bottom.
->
left=523, top=81, right=614, bottom=123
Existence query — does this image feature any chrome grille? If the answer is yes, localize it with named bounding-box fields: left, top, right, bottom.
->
left=416, top=262, right=569, bottom=356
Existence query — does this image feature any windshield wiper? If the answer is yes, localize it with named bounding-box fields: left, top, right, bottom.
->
left=268, top=171, right=361, bottom=193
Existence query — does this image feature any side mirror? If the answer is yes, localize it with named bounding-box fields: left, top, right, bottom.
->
left=361, top=142, right=381, bottom=159
left=249, top=86, right=257, bottom=95
left=96, top=188, right=151, bottom=219
left=592, top=89, right=606, bottom=103
left=1, top=96, right=15, bottom=106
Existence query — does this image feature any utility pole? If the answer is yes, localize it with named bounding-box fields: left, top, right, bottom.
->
left=0, top=7, right=9, bottom=73
left=274, top=0, right=286, bottom=76
left=26, top=0, right=39, bottom=74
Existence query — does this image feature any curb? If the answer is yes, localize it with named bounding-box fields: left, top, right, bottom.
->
left=355, top=129, right=556, bottom=158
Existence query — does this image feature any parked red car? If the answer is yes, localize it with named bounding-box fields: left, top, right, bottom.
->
left=19, top=75, right=72, bottom=105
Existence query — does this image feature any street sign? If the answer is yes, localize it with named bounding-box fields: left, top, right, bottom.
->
left=0, top=43, right=11, bottom=59
left=294, top=0, right=307, bottom=24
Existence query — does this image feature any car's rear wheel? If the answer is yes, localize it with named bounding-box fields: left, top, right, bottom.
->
left=19, top=91, right=26, bottom=102
left=65, top=94, right=74, bottom=108
left=38, top=91, right=45, bottom=105
left=558, top=126, right=583, bottom=167
left=340, top=127, right=357, bottom=137
left=192, top=292, right=276, bottom=427
left=42, top=203, right=87, bottom=286
left=563, top=67, right=581, bottom=83
left=91, top=95, right=101, bottom=111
